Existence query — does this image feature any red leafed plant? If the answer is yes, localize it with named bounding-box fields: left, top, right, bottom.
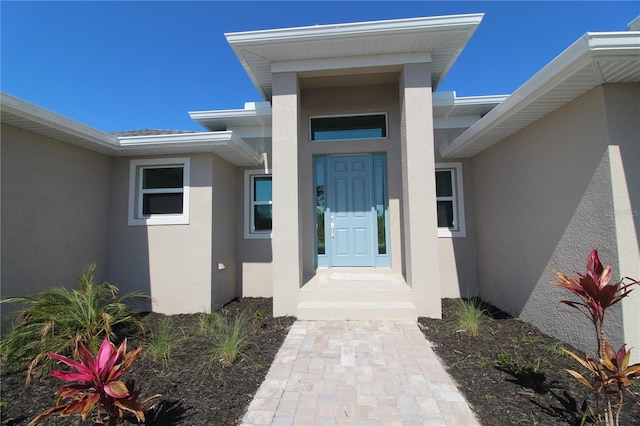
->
left=29, top=337, right=159, bottom=425
left=553, top=249, right=640, bottom=425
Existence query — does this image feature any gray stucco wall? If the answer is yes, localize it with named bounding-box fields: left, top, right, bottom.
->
left=108, top=153, right=228, bottom=315
left=210, top=155, right=238, bottom=311
left=1, top=124, right=112, bottom=324
left=434, top=129, right=478, bottom=298
left=471, top=85, right=639, bottom=357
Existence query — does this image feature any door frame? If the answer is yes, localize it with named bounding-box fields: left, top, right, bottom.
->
left=314, top=153, right=390, bottom=268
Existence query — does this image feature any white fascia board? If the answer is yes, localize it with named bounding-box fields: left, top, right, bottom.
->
left=225, top=14, right=484, bottom=45
left=117, top=131, right=263, bottom=164
left=440, top=32, right=639, bottom=159
left=117, top=131, right=242, bottom=148
left=272, top=53, right=431, bottom=74
left=189, top=107, right=272, bottom=121
left=586, top=31, right=640, bottom=52
left=432, top=91, right=508, bottom=107
left=1, top=92, right=118, bottom=148
left=453, top=94, right=509, bottom=106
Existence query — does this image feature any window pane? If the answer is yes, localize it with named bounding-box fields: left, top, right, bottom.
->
left=254, top=205, right=272, bottom=231
left=143, top=193, right=183, bottom=215
left=435, top=171, right=453, bottom=197
left=437, top=200, right=454, bottom=228
left=254, top=177, right=272, bottom=202
left=143, top=167, right=183, bottom=189
left=377, top=207, right=386, bottom=254
left=315, top=162, right=326, bottom=255
left=374, top=161, right=386, bottom=255
left=311, top=114, right=386, bottom=141
left=316, top=208, right=325, bottom=255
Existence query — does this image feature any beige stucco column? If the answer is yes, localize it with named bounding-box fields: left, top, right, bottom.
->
left=400, top=62, right=442, bottom=318
left=271, top=71, right=302, bottom=317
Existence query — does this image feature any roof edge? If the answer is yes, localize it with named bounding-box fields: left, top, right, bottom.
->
left=225, top=14, right=484, bottom=45
left=1, top=92, right=119, bottom=148
left=440, top=31, right=640, bottom=158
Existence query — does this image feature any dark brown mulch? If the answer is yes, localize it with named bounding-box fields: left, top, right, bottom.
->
left=3, top=297, right=639, bottom=425
left=419, top=298, right=640, bottom=425
left=1, top=298, right=294, bottom=426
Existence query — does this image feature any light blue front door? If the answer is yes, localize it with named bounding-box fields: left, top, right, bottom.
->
left=328, top=155, right=374, bottom=267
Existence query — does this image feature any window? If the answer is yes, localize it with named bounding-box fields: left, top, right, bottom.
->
left=128, top=158, right=190, bottom=226
left=244, top=169, right=272, bottom=239
left=435, top=163, right=465, bottom=237
left=310, top=113, right=387, bottom=141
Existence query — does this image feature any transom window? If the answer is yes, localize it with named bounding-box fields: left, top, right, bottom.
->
left=310, top=113, right=387, bottom=141
left=244, top=170, right=272, bottom=239
left=128, top=158, right=190, bottom=226
left=435, top=163, right=466, bottom=237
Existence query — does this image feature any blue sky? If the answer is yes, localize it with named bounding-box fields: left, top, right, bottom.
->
left=2, top=1, right=638, bottom=132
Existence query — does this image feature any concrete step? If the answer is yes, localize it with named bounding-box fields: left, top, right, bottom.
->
left=296, top=301, right=418, bottom=321
left=298, top=270, right=416, bottom=320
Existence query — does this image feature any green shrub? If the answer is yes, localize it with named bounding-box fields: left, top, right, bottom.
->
left=146, top=316, right=182, bottom=366
left=450, top=298, right=487, bottom=336
left=199, top=310, right=250, bottom=369
left=0, top=264, right=147, bottom=382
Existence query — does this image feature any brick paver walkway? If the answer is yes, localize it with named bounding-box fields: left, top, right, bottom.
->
left=241, top=320, right=479, bottom=425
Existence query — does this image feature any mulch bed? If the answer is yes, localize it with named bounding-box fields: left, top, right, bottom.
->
left=2, top=297, right=639, bottom=425
left=1, top=298, right=294, bottom=426
left=419, top=298, right=640, bottom=425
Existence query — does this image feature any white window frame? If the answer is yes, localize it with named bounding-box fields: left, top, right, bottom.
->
left=244, top=169, right=272, bottom=239
left=435, top=162, right=466, bottom=238
left=309, top=112, right=388, bottom=142
left=128, top=158, right=190, bottom=226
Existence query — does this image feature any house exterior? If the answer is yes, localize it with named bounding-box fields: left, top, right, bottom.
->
left=2, top=14, right=638, bottom=360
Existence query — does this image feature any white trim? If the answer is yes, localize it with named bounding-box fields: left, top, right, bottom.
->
left=271, top=53, right=431, bottom=74
left=244, top=169, right=273, bottom=239
left=309, top=112, right=388, bottom=142
left=435, top=162, right=466, bottom=238
left=440, top=31, right=640, bottom=158
left=128, top=157, right=190, bottom=226
left=225, top=14, right=484, bottom=44
left=0, top=95, right=263, bottom=166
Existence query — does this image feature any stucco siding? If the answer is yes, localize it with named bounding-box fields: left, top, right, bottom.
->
left=210, top=155, right=238, bottom=310
left=108, top=154, right=215, bottom=315
left=435, top=129, right=478, bottom=298
left=1, top=124, right=112, bottom=324
left=471, top=86, right=631, bottom=356
left=236, top=167, right=273, bottom=298
left=602, top=84, right=640, bottom=362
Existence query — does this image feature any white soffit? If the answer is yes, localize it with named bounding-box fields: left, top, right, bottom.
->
left=1, top=93, right=263, bottom=166
left=117, top=132, right=263, bottom=166
left=1, top=92, right=119, bottom=156
left=190, top=102, right=272, bottom=131
left=225, top=14, right=484, bottom=100
left=441, top=31, right=640, bottom=158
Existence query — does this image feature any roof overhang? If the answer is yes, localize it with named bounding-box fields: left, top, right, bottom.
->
left=440, top=31, right=640, bottom=158
left=225, top=14, right=484, bottom=100
left=116, top=131, right=262, bottom=165
left=1, top=93, right=263, bottom=166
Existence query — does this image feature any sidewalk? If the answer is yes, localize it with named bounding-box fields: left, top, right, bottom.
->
left=241, top=320, right=479, bottom=426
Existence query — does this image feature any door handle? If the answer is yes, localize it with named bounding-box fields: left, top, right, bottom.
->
left=330, top=216, right=335, bottom=239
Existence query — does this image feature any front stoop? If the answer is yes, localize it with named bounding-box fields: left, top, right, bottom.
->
left=297, top=270, right=417, bottom=320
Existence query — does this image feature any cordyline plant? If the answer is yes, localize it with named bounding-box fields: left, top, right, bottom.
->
left=552, top=249, right=640, bottom=425
left=29, top=337, right=159, bottom=426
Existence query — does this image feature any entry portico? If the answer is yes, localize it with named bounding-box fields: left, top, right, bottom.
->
left=224, top=14, right=485, bottom=319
